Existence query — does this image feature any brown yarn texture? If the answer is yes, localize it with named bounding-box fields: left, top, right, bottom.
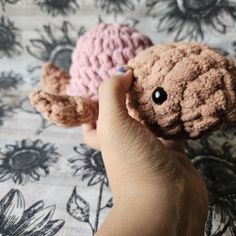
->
left=127, top=42, right=236, bottom=139
left=40, top=62, right=70, bottom=95
left=29, top=90, right=98, bottom=127
left=29, top=42, right=236, bottom=139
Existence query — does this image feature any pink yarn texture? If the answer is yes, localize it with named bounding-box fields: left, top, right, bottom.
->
left=67, top=23, right=153, bottom=100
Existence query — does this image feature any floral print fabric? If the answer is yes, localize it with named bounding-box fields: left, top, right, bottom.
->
left=0, top=0, right=236, bottom=235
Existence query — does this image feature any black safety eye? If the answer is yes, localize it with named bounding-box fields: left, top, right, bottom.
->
left=152, top=87, right=167, bottom=105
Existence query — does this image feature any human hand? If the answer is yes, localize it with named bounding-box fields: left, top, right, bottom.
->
left=82, top=69, right=208, bottom=236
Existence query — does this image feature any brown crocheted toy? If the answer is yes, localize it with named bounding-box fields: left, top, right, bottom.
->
left=30, top=42, right=236, bottom=139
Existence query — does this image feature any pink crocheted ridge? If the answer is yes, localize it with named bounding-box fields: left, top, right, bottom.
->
left=67, top=23, right=153, bottom=100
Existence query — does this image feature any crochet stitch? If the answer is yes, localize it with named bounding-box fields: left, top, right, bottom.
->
left=67, top=23, right=153, bottom=100
left=127, top=42, right=236, bottom=138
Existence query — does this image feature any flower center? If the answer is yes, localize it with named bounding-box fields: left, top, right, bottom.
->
left=46, top=0, right=69, bottom=7
left=0, top=76, right=16, bottom=89
left=90, top=153, right=106, bottom=174
left=0, top=107, right=5, bottom=117
left=0, top=26, right=14, bottom=49
left=10, top=149, right=42, bottom=170
left=177, top=0, right=219, bottom=16
left=50, top=45, right=73, bottom=72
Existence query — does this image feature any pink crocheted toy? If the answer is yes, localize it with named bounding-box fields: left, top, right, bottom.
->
left=29, top=24, right=236, bottom=139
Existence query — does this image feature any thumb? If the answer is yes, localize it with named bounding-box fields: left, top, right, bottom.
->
left=98, top=69, right=134, bottom=133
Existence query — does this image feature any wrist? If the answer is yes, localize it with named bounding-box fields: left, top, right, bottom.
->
left=109, top=186, right=205, bottom=236
left=96, top=202, right=177, bottom=236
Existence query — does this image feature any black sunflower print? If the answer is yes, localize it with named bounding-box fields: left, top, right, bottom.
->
left=0, top=101, right=14, bottom=127
left=215, top=124, right=236, bottom=140
left=68, top=144, right=111, bottom=233
left=0, top=16, right=22, bottom=58
left=69, top=144, right=108, bottom=187
left=0, top=188, right=64, bottom=235
left=0, top=0, right=20, bottom=11
left=0, top=139, right=60, bottom=185
left=35, top=0, right=80, bottom=16
left=98, top=15, right=139, bottom=28
left=27, top=21, right=85, bottom=84
left=185, top=139, right=236, bottom=236
left=19, top=97, right=54, bottom=134
left=95, top=0, right=138, bottom=15
left=146, top=0, right=236, bottom=41
left=0, top=71, right=23, bottom=91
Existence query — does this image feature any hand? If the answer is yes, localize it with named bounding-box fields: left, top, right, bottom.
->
left=82, top=70, right=208, bottom=236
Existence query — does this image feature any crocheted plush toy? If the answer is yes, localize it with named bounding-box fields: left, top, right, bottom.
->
left=29, top=23, right=153, bottom=126
left=29, top=24, right=236, bottom=139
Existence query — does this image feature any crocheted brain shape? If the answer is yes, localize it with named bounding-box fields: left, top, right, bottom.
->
left=67, top=23, right=153, bottom=100
left=127, top=42, right=236, bottom=139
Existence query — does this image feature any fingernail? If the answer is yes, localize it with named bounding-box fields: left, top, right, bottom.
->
left=116, top=66, right=127, bottom=73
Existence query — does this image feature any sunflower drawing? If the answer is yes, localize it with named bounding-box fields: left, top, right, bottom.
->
left=215, top=124, right=236, bottom=140
left=35, top=0, right=80, bottom=16
left=0, top=0, right=20, bottom=11
left=194, top=155, right=236, bottom=236
left=27, top=21, right=85, bottom=78
left=98, top=14, right=139, bottom=28
left=0, top=139, right=60, bottom=185
left=95, top=0, right=138, bottom=14
left=0, top=16, right=22, bottom=58
left=0, top=71, right=23, bottom=91
left=68, top=144, right=110, bottom=233
left=185, top=139, right=236, bottom=235
left=146, top=0, right=236, bottom=41
left=69, top=143, right=108, bottom=187
left=0, top=188, right=64, bottom=235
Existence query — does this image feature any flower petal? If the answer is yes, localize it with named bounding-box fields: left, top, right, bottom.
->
left=36, top=167, right=49, bottom=177
left=0, top=189, right=25, bottom=231
left=21, top=139, right=34, bottom=148
left=14, top=205, right=55, bottom=236
left=33, top=139, right=44, bottom=149
left=88, top=174, right=103, bottom=186
left=68, top=157, right=86, bottom=164
left=41, top=143, right=54, bottom=152
left=27, top=39, right=48, bottom=60
left=30, top=170, right=40, bottom=181
left=21, top=174, right=30, bottom=185
left=210, top=17, right=226, bottom=34
left=12, top=174, right=21, bottom=184
left=42, top=219, right=65, bottom=236
left=44, top=157, right=58, bottom=165
left=73, top=167, right=85, bottom=176
left=82, top=168, right=95, bottom=179
left=0, top=170, right=13, bottom=182
left=24, top=201, right=44, bottom=217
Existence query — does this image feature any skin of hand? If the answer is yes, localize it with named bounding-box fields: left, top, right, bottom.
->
left=82, top=69, right=209, bottom=236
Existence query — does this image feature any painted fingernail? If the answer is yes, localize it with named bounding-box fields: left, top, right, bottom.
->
left=116, top=66, right=127, bottom=73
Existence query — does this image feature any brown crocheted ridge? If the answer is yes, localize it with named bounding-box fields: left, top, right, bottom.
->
left=40, top=62, right=70, bottom=95
left=29, top=90, right=98, bottom=127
